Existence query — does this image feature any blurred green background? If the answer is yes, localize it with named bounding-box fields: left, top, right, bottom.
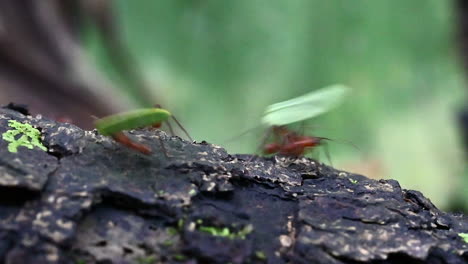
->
left=87, top=0, right=466, bottom=210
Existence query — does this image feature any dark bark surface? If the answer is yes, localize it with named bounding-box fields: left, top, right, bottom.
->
left=0, top=106, right=467, bottom=264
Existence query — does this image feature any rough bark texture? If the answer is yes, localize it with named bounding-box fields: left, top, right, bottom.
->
left=0, top=106, right=467, bottom=264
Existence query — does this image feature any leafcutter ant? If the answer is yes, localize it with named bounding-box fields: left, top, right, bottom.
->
left=94, top=105, right=192, bottom=156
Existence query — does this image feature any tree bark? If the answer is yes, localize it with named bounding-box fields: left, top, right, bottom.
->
left=0, top=106, right=466, bottom=264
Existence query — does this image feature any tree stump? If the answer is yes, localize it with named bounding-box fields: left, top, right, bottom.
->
left=0, top=105, right=467, bottom=264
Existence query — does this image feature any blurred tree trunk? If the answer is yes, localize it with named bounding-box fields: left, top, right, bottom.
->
left=455, top=0, right=468, bottom=156
left=0, top=0, right=154, bottom=129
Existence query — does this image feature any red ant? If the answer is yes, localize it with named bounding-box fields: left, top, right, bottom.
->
left=262, top=126, right=326, bottom=155
left=260, top=125, right=339, bottom=163
left=96, top=104, right=192, bottom=156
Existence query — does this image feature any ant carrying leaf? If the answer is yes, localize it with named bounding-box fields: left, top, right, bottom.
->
left=256, top=84, right=352, bottom=160
left=94, top=106, right=192, bottom=156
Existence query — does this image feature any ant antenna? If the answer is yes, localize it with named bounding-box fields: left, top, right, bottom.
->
left=170, top=115, right=193, bottom=142
left=314, top=136, right=361, bottom=152
left=224, top=124, right=264, bottom=144
left=153, top=104, right=193, bottom=141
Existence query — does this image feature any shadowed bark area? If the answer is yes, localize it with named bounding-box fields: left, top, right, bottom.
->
left=0, top=106, right=467, bottom=264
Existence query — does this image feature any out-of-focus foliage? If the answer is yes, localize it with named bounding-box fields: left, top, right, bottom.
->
left=87, top=0, right=466, bottom=210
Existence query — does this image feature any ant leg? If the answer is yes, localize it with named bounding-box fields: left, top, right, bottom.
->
left=153, top=104, right=193, bottom=141
left=248, top=127, right=273, bottom=162
left=157, top=136, right=170, bottom=158
left=165, top=120, right=176, bottom=136
left=112, top=132, right=151, bottom=155
left=322, top=142, right=333, bottom=167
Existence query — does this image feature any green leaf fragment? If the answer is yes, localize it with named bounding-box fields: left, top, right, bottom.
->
left=2, top=120, right=47, bottom=153
left=459, top=233, right=468, bottom=243
left=255, top=251, right=267, bottom=260
left=262, top=84, right=350, bottom=126
left=349, top=178, right=358, bottom=184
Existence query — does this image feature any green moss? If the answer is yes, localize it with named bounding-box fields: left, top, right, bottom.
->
left=177, top=219, right=184, bottom=229
left=136, top=256, right=156, bottom=264
left=459, top=233, right=468, bottom=243
left=198, top=224, right=253, bottom=239
left=199, top=226, right=231, bottom=237
left=173, top=254, right=186, bottom=261
left=2, top=120, right=47, bottom=153
left=167, top=227, right=178, bottom=236
left=161, top=240, right=174, bottom=247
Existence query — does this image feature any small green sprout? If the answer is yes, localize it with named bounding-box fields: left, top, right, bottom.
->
left=188, top=189, right=197, bottom=196
left=459, top=233, right=468, bottom=243
left=2, top=120, right=47, bottom=153
left=349, top=178, right=358, bottom=184
left=255, top=251, right=267, bottom=260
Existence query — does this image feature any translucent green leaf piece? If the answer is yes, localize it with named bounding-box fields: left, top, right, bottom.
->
left=262, top=84, right=350, bottom=126
left=459, top=233, right=468, bottom=243
left=2, top=120, right=47, bottom=153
